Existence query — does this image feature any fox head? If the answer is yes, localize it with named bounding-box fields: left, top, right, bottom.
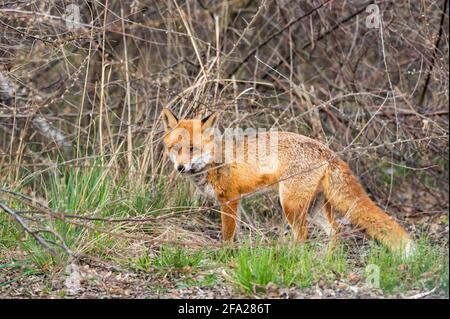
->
left=161, top=108, right=218, bottom=174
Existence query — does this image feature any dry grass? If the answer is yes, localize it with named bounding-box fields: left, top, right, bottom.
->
left=0, top=0, right=448, bottom=298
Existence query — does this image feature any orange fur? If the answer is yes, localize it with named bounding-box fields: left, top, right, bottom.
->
left=161, top=109, right=415, bottom=257
left=322, top=159, right=413, bottom=253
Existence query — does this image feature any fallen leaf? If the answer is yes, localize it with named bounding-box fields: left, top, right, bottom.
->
left=348, top=273, right=361, bottom=285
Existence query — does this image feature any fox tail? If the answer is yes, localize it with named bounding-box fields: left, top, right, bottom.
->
left=322, top=159, right=415, bottom=258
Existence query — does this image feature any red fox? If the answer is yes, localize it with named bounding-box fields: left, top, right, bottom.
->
left=161, top=108, right=415, bottom=257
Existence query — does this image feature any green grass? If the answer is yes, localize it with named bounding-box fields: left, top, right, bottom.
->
left=230, top=241, right=347, bottom=293
left=208, top=246, right=238, bottom=264
left=175, top=274, right=218, bottom=289
left=132, top=250, right=153, bottom=272
left=131, top=245, right=205, bottom=272
left=0, top=260, right=43, bottom=287
left=130, top=245, right=219, bottom=291
left=105, top=177, right=197, bottom=218
left=367, top=236, right=449, bottom=294
left=153, top=245, right=204, bottom=270
left=227, top=237, right=448, bottom=296
left=47, top=163, right=113, bottom=212
left=0, top=161, right=197, bottom=270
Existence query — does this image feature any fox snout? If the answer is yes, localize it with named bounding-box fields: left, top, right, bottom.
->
left=175, top=163, right=193, bottom=174
left=170, top=151, right=213, bottom=174
left=175, top=165, right=199, bottom=174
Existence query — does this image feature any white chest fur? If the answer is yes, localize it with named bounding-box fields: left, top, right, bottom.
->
left=187, top=173, right=216, bottom=200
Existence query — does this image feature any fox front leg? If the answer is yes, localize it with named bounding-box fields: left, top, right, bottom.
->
left=219, top=200, right=239, bottom=242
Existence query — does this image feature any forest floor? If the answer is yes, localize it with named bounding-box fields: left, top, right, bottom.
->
left=1, top=215, right=448, bottom=299
left=0, top=175, right=448, bottom=299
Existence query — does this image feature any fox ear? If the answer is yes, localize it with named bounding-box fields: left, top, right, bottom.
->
left=161, top=108, right=179, bottom=131
left=201, top=112, right=218, bottom=130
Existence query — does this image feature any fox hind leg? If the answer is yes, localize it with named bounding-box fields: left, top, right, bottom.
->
left=324, top=201, right=340, bottom=235
left=309, top=193, right=336, bottom=237
left=323, top=201, right=341, bottom=253
left=308, top=194, right=340, bottom=252
left=279, top=185, right=312, bottom=241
